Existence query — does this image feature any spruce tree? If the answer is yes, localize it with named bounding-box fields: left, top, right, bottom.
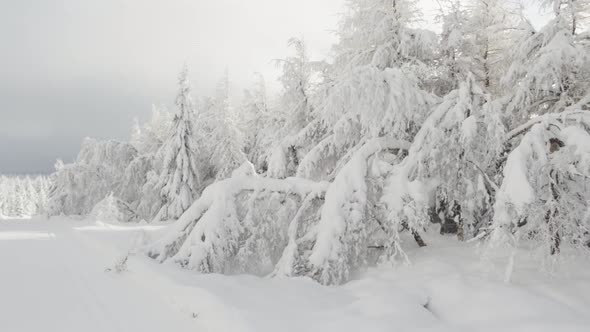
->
left=153, top=66, right=203, bottom=221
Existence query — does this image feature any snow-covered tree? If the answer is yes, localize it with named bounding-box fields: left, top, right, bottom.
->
left=436, top=0, right=525, bottom=94
left=148, top=137, right=412, bottom=284
left=153, top=66, right=203, bottom=221
left=120, top=107, right=175, bottom=220
left=35, top=176, right=50, bottom=215
left=131, top=105, right=173, bottom=155
left=0, top=175, right=51, bottom=218
left=23, top=177, right=39, bottom=216
left=207, top=72, right=247, bottom=180
left=305, top=137, right=412, bottom=284
left=47, top=139, right=137, bottom=217
left=147, top=0, right=439, bottom=285
left=294, top=0, right=438, bottom=181
left=333, top=0, right=435, bottom=71
left=274, top=38, right=315, bottom=134
left=238, top=74, right=278, bottom=171
left=267, top=38, right=324, bottom=178
left=489, top=111, right=590, bottom=262
left=384, top=77, right=505, bottom=245
left=148, top=176, right=328, bottom=276
left=503, top=2, right=590, bottom=124
left=35, top=0, right=590, bottom=286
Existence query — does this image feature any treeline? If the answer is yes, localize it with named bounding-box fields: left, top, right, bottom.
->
left=48, top=0, right=590, bottom=284
left=0, top=175, right=50, bottom=218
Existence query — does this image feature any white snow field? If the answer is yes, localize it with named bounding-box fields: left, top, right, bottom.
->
left=1, top=217, right=589, bottom=332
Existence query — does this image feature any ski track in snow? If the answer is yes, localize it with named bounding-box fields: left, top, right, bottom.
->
left=1, top=217, right=589, bottom=332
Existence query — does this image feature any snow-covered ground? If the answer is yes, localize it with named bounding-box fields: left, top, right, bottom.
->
left=1, top=217, right=589, bottom=332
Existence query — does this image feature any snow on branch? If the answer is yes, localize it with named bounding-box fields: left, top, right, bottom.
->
left=306, top=137, right=411, bottom=284
left=382, top=79, right=505, bottom=242
left=148, top=176, right=328, bottom=276
left=149, top=138, right=410, bottom=285
left=489, top=116, right=590, bottom=262
left=505, top=110, right=590, bottom=142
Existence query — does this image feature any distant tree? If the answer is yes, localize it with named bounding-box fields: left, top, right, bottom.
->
left=238, top=73, right=277, bottom=171
left=207, top=71, right=247, bottom=180
left=47, top=139, right=137, bottom=217
left=130, top=105, right=173, bottom=155
left=267, top=38, right=322, bottom=178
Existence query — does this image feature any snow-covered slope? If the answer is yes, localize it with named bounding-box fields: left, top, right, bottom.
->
left=1, top=217, right=588, bottom=332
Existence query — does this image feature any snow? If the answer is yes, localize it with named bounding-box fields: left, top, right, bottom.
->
left=497, top=125, right=542, bottom=212
left=489, top=124, right=546, bottom=251
left=0, top=217, right=197, bottom=332
left=0, top=231, right=55, bottom=240
left=460, top=115, right=477, bottom=142
left=1, top=217, right=590, bottom=332
left=561, top=126, right=590, bottom=174
left=231, top=160, right=258, bottom=178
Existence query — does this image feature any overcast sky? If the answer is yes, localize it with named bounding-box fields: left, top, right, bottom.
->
left=0, top=0, right=344, bottom=174
left=0, top=0, right=549, bottom=174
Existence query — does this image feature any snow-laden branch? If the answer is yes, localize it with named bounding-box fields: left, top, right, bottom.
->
left=306, top=137, right=411, bottom=284
left=148, top=176, right=328, bottom=275
left=505, top=110, right=590, bottom=142
left=489, top=118, right=590, bottom=262
left=148, top=138, right=410, bottom=284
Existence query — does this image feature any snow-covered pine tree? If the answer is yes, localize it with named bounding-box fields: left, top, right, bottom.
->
left=0, top=175, right=50, bottom=218
left=23, top=177, right=39, bottom=216
left=207, top=72, right=247, bottom=180
left=35, top=175, right=50, bottom=215
left=12, top=178, right=25, bottom=217
left=238, top=74, right=279, bottom=172
left=153, top=66, right=203, bottom=222
left=0, top=177, right=7, bottom=217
